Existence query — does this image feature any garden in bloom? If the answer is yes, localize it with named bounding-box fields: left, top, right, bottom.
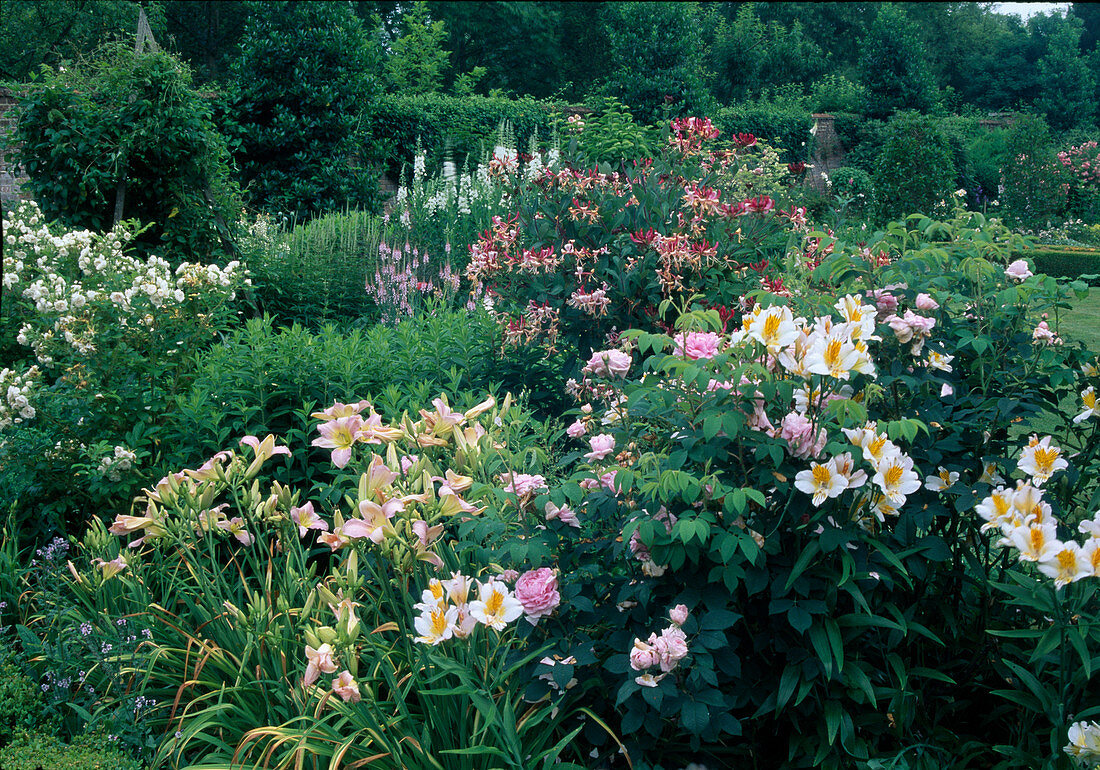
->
left=3, top=3, right=1100, bottom=770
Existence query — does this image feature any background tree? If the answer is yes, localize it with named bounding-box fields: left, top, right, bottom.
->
left=858, top=3, right=938, bottom=119
left=161, top=0, right=247, bottom=85
left=601, top=1, right=714, bottom=124
left=385, top=1, right=449, bottom=95
left=221, top=0, right=383, bottom=220
left=1033, top=14, right=1097, bottom=130
left=0, top=0, right=166, bottom=81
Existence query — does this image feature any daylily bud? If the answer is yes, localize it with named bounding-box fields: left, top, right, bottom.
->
left=318, top=625, right=338, bottom=645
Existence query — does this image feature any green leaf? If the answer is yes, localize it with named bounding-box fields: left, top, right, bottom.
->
left=681, top=700, right=710, bottom=734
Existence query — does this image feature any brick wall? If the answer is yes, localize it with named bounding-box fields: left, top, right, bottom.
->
left=809, top=113, right=845, bottom=193
left=0, top=86, right=30, bottom=210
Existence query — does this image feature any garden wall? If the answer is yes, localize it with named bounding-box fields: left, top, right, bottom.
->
left=0, top=87, right=30, bottom=210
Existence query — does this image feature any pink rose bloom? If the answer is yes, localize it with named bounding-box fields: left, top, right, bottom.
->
left=654, top=625, right=690, bottom=672
left=706, top=378, right=734, bottom=392
left=1033, top=320, right=1058, bottom=345
left=500, top=472, right=548, bottom=496
left=582, top=348, right=632, bottom=378
left=497, top=568, right=520, bottom=582
left=629, top=638, right=660, bottom=671
left=670, top=604, right=690, bottom=626
left=884, top=313, right=914, bottom=343
left=585, top=433, right=616, bottom=461
left=545, top=501, right=581, bottom=528
left=514, top=567, right=561, bottom=624
left=940, top=383, right=954, bottom=397
left=600, top=470, right=620, bottom=493
left=904, top=309, right=936, bottom=336
left=674, top=331, right=722, bottom=360
left=566, top=419, right=587, bottom=438
left=1005, top=260, right=1033, bottom=281
left=579, top=477, right=601, bottom=490
left=869, top=289, right=899, bottom=316
left=915, top=293, right=939, bottom=311
left=779, top=412, right=827, bottom=459
left=331, top=670, right=361, bottom=703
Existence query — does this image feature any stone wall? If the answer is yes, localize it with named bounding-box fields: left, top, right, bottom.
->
left=0, top=87, right=30, bottom=210
left=809, top=113, right=845, bottom=193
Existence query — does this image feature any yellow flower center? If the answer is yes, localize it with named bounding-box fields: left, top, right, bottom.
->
left=883, top=465, right=902, bottom=488
left=763, top=313, right=780, bottom=340
left=430, top=608, right=448, bottom=635
left=1033, top=447, right=1059, bottom=475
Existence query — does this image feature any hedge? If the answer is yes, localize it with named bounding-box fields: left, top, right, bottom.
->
left=713, top=104, right=814, bottom=162
left=365, top=94, right=562, bottom=180
left=1019, top=245, right=1100, bottom=284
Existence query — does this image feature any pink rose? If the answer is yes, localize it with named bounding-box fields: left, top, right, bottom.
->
left=582, top=349, right=632, bottom=378
left=779, top=412, right=827, bottom=460
left=566, top=419, right=587, bottom=438
left=1032, top=320, right=1058, bottom=345
left=545, top=501, right=581, bottom=528
left=1005, top=260, right=1033, bottom=281
left=654, top=625, right=690, bottom=672
left=915, top=293, right=939, bottom=311
left=670, top=604, right=690, bottom=626
left=673, top=331, right=722, bottom=360
left=869, top=289, right=899, bottom=316
left=629, top=638, right=660, bottom=671
left=940, top=383, right=954, bottom=398
left=500, top=472, right=548, bottom=496
left=513, top=567, right=561, bottom=624
left=585, top=433, right=616, bottom=461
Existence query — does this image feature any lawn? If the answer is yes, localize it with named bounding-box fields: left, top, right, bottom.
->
left=1060, top=285, right=1100, bottom=352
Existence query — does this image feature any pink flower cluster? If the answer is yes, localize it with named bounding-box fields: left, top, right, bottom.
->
left=778, top=412, right=828, bottom=460
left=513, top=567, right=561, bottom=624
left=629, top=606, right=692, bottom=686
left=884, top=309, right=937, bottom=355
left=673, top=330, right=722, bottom=360
left=582, top=348, right=631, bottom=379
left=500, top=471, right=548, bottom=497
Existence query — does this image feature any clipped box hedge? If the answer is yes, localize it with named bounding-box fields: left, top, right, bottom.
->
left=366, top=94, right=561, bottom=179
left=1018, top=245, right=1100, bottom=284
left=713, top=104, right=814, bottom=162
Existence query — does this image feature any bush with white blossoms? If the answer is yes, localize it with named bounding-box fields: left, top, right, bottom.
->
left=0, top=366, right=41, bottom=432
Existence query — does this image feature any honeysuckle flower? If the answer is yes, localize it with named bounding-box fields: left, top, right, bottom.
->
left=1074, top=386, right=1100, bottom=424
left=304, top=643, right=338, bottom=687
left=1005, top=260, right=1033, bottom=281
left=1038, top=541, right=1092, bottom=587
left=469, top=580, right=524, bottom=630
left=311, top=416, right=363, bottom=469
left=290, top=501, right=329, bottom=539
left=1017, top=435, right=1068, bottom=486
left=1009, top=522, right=1062, bottom=562
left=744, top=304, right=799, bottom=352
left=585, top=433, right=616, bottom=462
left=795, top=458, right=848, bottom=506
left=331, top=670, right=361, bottom=703
left=413, top=604, right=459, bottom=645
left=1065, top=721, right=1100, bottom=763
left=673, top=330, right=722, bottom=360
left=872, top=452, right=921, bottom=505
left=545, top=500, right=581, bottom=528
left=924, top=467, right=959, bottom=492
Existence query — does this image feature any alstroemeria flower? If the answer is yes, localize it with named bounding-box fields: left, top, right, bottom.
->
left=1037, top=541, right=1092, bottom=587
left=469, top=580, right=524, bottom=630
left=795, top=458, right=848, bottom=506
left=414, top=604, right=459, bottom=645
left=871, top=452, right=921, bottom=505
left=1017, top=435, right=1068, bottom=486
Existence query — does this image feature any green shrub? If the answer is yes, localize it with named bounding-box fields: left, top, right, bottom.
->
left=1017, top=245, right=1100, bottom=283
left=831, top=112, right=884, bottom=172
left=12, top=44, right=241, bottom=262
left=1001, top=113, right=1066, bottom=229
left=873, top=111, right=957, bottom=220
left=0, top=662, right=47, bottom=744
left=713, top=103, right=813, bottom=163
left=221, top=0, right=383, bottom=221
left=239, top=209, right=382, bottom=327
left=825, top=165, right=875, bottom=215
left=574, top=96, right=658, bottom=166
left=0, top=730, right=141, bottom=770
left=367, top=93, right=556, bottom=180
left=809, top=74, right=869, bottom=114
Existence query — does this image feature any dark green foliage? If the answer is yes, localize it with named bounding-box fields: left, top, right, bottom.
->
left=0, top=662, right=48, bottom=744
left=162, top=0, right=249, bottom=85
left=367, top=93, right=556, bottom=178
left=241, top=209, right=382, bottom=327
left=575, top=97, right=659, bottom=166
left=1001, top=113, right=1066, bottom=228
left=12, top=45, right=241, bottom=260
left=600, top=2, right=715, bottom=125
left=873, top=111, right=957, bottom=220
left=1034, top=13, right=1098, bottom=130
left=0, top=0, right=166, bottom=81
left=826, top=166, right=875, bottom=215
left=385, top=1, right=450, bottom=95
left=0, top=730, right=142, bottom=770
left=713, top=104, right=814, bottom=163
left=221, top=0, right=383, bottom=220
left=858, top=4, right=938, bottom=119
left=1019, top=246, right=1100, bottom=283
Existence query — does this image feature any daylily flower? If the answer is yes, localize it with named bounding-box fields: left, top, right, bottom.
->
left=92, top=555, right=128, bottom=580
left=240, top=434, right=291, bottom=478
left=310, top=400, right=372, bottom=421
left=332, top=670, right=361, bottom=703
left=217, top=516, right=255, bottom=546
left=311, top=416, right=363, bottom=469
left=303, top=643, right=338, bottom=686
left=290, top=501, right=329, bottom=539
left=343, top=498, right=402, bottom=543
